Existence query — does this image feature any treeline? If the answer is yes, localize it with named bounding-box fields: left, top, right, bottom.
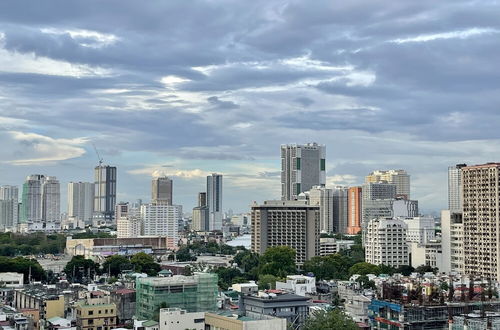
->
left=0, top=256, right=46, bottom=283
left=176, top=241, right=244, bottom=261
left=0, top=233, right=66, bottom=256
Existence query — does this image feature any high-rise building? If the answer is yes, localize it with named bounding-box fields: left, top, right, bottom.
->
left=462, top=163, right=500, bottom=280
left=152, top=176, right=173, bottom=205
left=281, top=143, right=326, bottom=201
left=362, top=182, right=396, bottom=201
left=332, top=186, right=348, bottom=234
left=192, top=192, right=209, bottom=231
left=0, top=185, right=19, bottom=231
left=94, top=165, right=117, bottom=227
left=448, top=164, right=467, bottom=214
left=347, top=187, right=362, bottom=235
left=206, top=174, right=222, bottom=231
left=141, top=203, right=181, bottom=249
left=401, top=216, right=435, bottom=244
left=308, top=186, right=334, bottom=233
left=441, top=210, right=464, bottom=275
left=67, top=182, right=94, bottom=226
left=19, top=175, right=60, bottom=231
left=365, top=217, right=409, bottom=267
left=365, top=170, right=410, bottom=199
left=251, top=200, right=320, bottom=265
left=116, top=202, right=141, bottom=238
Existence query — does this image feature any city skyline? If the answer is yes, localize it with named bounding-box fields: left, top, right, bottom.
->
left=1, top=1, right=500, bottom=214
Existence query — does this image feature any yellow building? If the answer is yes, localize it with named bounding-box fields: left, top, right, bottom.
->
left=14, top=290, right=65, bottom=320
left=76, top=303, right=117, bottom=330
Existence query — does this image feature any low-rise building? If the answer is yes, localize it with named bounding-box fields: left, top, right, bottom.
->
left=319, top=238, right=355, bottom=256
left=231, top=281, right=258, bottom=294
left=75, top=303, right=117, bottom=330
left=0, top=273, right=24, bottom=288
left=159, top=308, right=204, bottom=330
left=14, top=288, right=65, bottom=320
left=276, top=275, right=316, bottom=296
left=110, top=289, right=136, bottom=324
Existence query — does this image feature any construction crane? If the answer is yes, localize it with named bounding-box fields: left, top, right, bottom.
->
left=92, top=143, right=104, bottom=166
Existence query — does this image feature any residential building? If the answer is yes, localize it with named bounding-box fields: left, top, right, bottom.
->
left=94, top=165, right=117, bottom=227
left=441, top=210, right=464, bottom=274
left=347, top=187, right=362, bottom=234
left=251, top=200, right=320, bottom=265
left=239, top=291, right=310, bottom=329
left=231, top=281, right=258, bottom=294
left=401, top=216, right=435, bottom=244
left=281, top=143, right=326, bottom=201
left=20, top=175, right=60, bottom=231
left=392, top=199, right=419, bottom=218
left=75, top=302, right=117, bottom=330
left=332, top=186, right=348, bottom=233
left=0, top=272, right=23, bottom=287
left=110, top=289, right=136, bottom=324
left=448, top=164, right=467, bottom=214
left=409, top=240, right=444, bottom=270
left=135, top=273, right=218, bottom=320
left=362, top=182, right=396, bottom=201
left=192, top=192, right=209, bottom=231
left=365, top=169, right=410, bottom=199
left=152, top=176, right=173, bottom=205
left=14, top=289, right=65, bottom=320
left=0, top=185, right=19, bottom=201
left=0, top=185, right=18, bottom=232
left=308, top=186, right=334, bottom=233
left=41, top=176, right=60, bottom=231
left=275, top=275, right=316, bottom=296
left=365, top=217, right=409, bottom=267
left=205, top=312, right=287, bottom=330
left=140, top=204, right=181, bottom=249
left=116, top=203, right=141, bottom=239
left=462, top=163, right=500, bottom=280
left=319, top=237, right=355, bottom=256
left=207, top=173, right=223, bottom=231
left=68, top=182, right=94, bottom=226
left=159, top=308, right=204, bottom=330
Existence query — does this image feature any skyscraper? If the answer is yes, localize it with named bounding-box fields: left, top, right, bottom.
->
left=332, top=186, right=348, bottom=234
left=362, top=182, right=396, bottom=201
left=68, top=182, right=94, bottom=226
left=347, top=187, right=362, bottom=235
left=141, top=203, right=181, bottom=249
left=41, top=176, right=61, bottom=231
left=462, top=163, right=500, bottom=280
left=0, top=186, right=18, bottom=231
left=20, top=175, right=60, bottom=231
left=0, top=186, right=19, bottom=201
left=448, top=164, right=467, bottom=214
left=365, top=170, right=410, bottom=199
left=281, top=143, right=326, bottom=201
left=94, top=165, right=117, bottom=227
left=152, top=176, right=173, bottom=205
left=308, top=186, right=334, bottom=233
left=192, top=192, right=209, bottom=231
left=207, top=173, right=222, bottom=231
left=251, top=200, right=320, bottom=265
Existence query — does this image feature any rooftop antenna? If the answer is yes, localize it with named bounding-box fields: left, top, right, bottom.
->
left=92, top=143, right=104, bottom=167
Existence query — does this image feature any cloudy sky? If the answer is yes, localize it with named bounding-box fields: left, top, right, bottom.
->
left=0, top=1, right=499, bottom=214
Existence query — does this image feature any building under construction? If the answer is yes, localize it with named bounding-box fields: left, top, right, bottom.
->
left=135, top=272, right=218, bottom=320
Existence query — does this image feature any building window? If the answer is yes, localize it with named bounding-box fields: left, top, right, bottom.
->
left=320, top=159, right=325, bottom=171
left=89, top=311, right=94, bottom=315
left=296, top=158, right=301, bottom=170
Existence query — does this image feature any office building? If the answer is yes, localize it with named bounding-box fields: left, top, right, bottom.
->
left=0, top=185, right=19, bottom=231
left=365, top=169, right=410, bottom=199
left=308, top=186, right=334, bottom=233
left=67, top=182, right=94, bottom=226
left=401, top=216, right=435, bottom=244
left=0, top=185, right=19, bottom=201
left=393, top=199, right=419, bottom=218
left=141, top=203, right=181, bottom=249
left=319, top=237, right=355, bottom=256
left=280, top=143, right=326, bottom=201
left=462, top=163, right=500, bottom=280
left=347, top=186, right=362, bottom=234
left=362, top=182, right=396, bottom=201
left=448, top=164, right=467, bottom=214
left=116, top=203, right=141, bottom=239
left=251, top=200, right=320, bottom=265
left=365, top=217, right=409, bottom=267
left=152, top=176, right=173, bottom=205
left=135, top=273, right=218, bottom=320
left=192, top=192, right=209, bottom=231
left=94, top=165, right=117, bottom=227
left=20, top=175, right=60, bottom=231
left=332, top=186, right=348, bottom=234
left=206, top=173, right=222, bottom=231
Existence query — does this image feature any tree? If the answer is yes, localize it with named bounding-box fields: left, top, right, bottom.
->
left=233, top=250, right=260, bottom=276
left=213, top=267, right=243, bottom=290
left=63, top=256, right=99, bottom=283
left=258, top=274, right=280, bottom=290
left=396, top=265, right=415, bottom=276
left=378, top=264, right=396, bottom=275
left=303, top=309, right=358, bottom=330
left=258, top=246, right=296, bottom=277
left=130, top=252, right=161, bottom=276
left=415, top=264, right=437, bottom=275
left=102, top=255, right=132, bottom=277
left=356, top=275, right=376, bottom=289
left=0, top=256, right=46, bottom=283
left=176, top=246, right=196, bottom=262
left=348, top=262, right=380, bottom=277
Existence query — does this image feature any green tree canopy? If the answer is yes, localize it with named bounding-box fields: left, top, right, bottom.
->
left=303, top=254, right=354, bottom=280
left=63, top=256, right=99, bottom=283
left=102, top=255, right=132, bottom=277
left=258, top=274, right=280, bottom=290
left=130, top=252, right=161, bottom=276
left=348, top=262, right=380, bottom=277
left=258, top=246, right=296, bottom=277
left=0, top=256, right=46, bottom=283
left=303, top=309, right=358, bottom=330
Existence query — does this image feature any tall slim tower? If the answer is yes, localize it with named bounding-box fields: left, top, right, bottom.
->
left=152, top=176, right=173, bottom=205
left=207, top=173, right=223, bottom=231
left=41, top=176, right=60, bottom=231
left=94, top=165, right=117, bottom=226
left=0, top=185, right=19, bottom=231
left=448, top=164, right=467, bottom=214
left=281, top=143, right=326, bottom=201
left=308, top=186, right=334, bottom=233
left=68, top=182, right=95, bottom=226
left=347, top=186, right=362, bottom=235
left=332, top=186, right=348, bottom=234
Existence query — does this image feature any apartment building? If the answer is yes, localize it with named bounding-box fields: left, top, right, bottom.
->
left=364, top=217, right=409, bottom=267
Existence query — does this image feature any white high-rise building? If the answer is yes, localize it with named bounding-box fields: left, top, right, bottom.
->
left=308, top=186, right=334, bottom=233
left=41, top=176, right=60, bottom=231
left=141, top=203, right=181, bottom=249
left=68, top=182, right=94, bottom=226
left=0, top=186, right=18, bottom=231
left=365, top=170, right=410, bottom=199
left=281, top=143, right=326, bottom=201
left=117, top=203, right=141, bottom=238
left=152, top=176, right=173, bottom=205
left=440, top=210, right=464, bottom=274
left=20, top=175, right=60, bottom=231
left=448, top=164, right=467, bottom=214
left=401, top=216, right=435, bottom=244
left=365, top=217, right=409, bottom=267
left=207, top=173, right=222, bottom=231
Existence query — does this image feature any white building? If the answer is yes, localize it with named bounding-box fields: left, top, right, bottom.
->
left=141, top=204, right=181, bottom=249
left=281, top=143, right=326, bottom=201
left=20, top=175, right=60, bottom=232
left=0, top=186, right=18, bottom=231
left=159, top=308, right=204, bottom=330
left=448, top=164, right=466, bottom=214
left=365, top=217, right=409, bottom=267
left=441, top=210, right=464, bottom=274
left=276, top=275, right=316, bottom=296
left=41, top=176, right=61, bottom=231
left=231, top=281, right=258, bottom=294
left=117, top=204, right=142, bottom=238
left=67, top=182, right=94, bottom=226
left=409, top=241, right=444, bottom=271
left=319, top=238, right=355, bottom=256
left=308, top=186, right=334, bottom=233
left=401, top=216, right=435, bottom=244
left=0, top=272, right=23, bottom=288
left=207, top=173, right=223, bottom=231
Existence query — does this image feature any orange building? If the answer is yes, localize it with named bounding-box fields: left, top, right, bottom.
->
left=347, top=187, right=362, bottom=234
